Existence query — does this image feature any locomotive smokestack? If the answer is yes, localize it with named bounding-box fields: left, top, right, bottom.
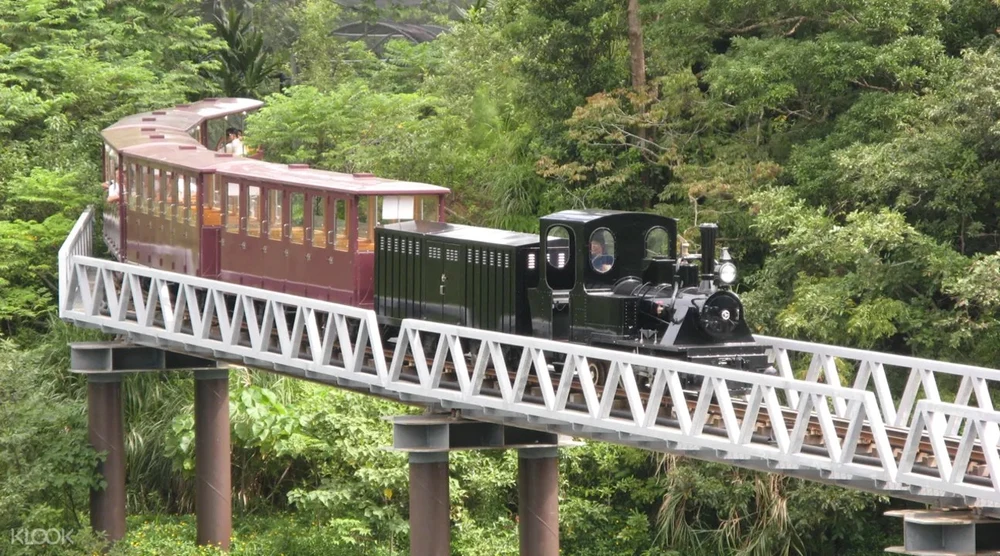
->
left=700, top=223, right=718, bottom=279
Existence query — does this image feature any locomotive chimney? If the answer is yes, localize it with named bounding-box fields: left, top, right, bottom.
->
left=699, top=223, right=718, bottom=279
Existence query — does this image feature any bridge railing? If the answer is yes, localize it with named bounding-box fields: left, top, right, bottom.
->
left=58, top=206, right=95, bottom=314
left=387, top=319, right=900, bottom=483
left=898, top=400, right=1000, bottom=501
left=758, top=336, right=1000, bottom=435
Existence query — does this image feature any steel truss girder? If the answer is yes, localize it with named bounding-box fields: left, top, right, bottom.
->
left=58, top=208, right=1000, bottom=508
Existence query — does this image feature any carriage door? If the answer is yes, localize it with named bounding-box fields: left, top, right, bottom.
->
left=424, top=241, right=466, bottom=325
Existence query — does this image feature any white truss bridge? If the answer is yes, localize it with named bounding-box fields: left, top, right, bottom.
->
left=62, top=208, right=1000, bottom=511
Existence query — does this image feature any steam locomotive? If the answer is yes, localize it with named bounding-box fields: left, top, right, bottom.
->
left=375, top=210, right=770, bottom=379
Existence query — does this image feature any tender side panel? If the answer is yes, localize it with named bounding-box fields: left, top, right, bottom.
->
left=375, top=228, right=424, bottom=321
left=376, top=224, right=544, bottom=335
left=465, top=244, right=518, bottom=334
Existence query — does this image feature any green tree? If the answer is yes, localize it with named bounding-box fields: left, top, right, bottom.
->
left=0, top=0, right=218, bottom=337
left=207, top=7, right=281, bottom=98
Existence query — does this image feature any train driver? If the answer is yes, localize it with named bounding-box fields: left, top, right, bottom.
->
left=590, top=237, right=614, bottom=273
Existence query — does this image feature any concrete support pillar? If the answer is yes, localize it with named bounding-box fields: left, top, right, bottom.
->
left=409, top=452, right=450, bottom=556
left=88, top=375, right=126, bottom=542
left=194, top=370, right=231, bottom=551
left=518, top=447, right=559, bottom=556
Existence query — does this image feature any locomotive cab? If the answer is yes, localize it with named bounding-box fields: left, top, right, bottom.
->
left=527, top=209, right=770, bottom=376
left=527, top=210, right=678, bottom=342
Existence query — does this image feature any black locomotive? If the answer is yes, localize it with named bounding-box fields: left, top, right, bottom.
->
left=374, top=210, right=770, bottom=379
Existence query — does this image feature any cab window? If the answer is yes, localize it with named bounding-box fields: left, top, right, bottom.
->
left=544, top=225, right=575, bottom=290
left=589, top=228, right=615, bottom=274
left=645, top=227, right=671, bottom=258
left=418, top=196, right=439, bottom=221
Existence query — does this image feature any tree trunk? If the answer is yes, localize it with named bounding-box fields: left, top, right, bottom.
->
left=626, top=0, right=646, bottom=90
left=626, top=0, right=653, bottom=207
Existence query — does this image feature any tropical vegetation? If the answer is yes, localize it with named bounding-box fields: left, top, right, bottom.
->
left=3, top=0, right=1000, bottom=553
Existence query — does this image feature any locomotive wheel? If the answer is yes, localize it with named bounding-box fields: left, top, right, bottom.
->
left=588, top=360, right=609, bottom=387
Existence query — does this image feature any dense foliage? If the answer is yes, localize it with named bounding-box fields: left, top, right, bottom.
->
left=4, top=0, right=1000, bottom=553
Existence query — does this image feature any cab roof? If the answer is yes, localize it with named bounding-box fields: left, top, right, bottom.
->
left=541, top=209, right=629, bottom=224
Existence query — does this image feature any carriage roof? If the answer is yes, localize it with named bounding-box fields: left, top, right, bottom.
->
left=216, top=160, right=451, bottom=196
left=102, top=98, right=263, bottom=151
left=118, top=142, right=242, bottom=172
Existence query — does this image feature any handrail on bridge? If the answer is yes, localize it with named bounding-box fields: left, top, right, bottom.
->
left=58, top=206, right=95, bottom=314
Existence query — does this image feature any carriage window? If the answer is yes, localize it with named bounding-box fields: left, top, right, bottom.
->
left=153, top=169, right=163, bottom=216
left=381, top=195, right=414, bottom=222
left=186, top=176, right=197, bottom=227
left=357, top=196, right=374, bottom=252
left=290, top=193, right=304, bottom=244
left=268, top=189, right=283, bottom=240
left=419, top=195, right=440, bottom=221
left=104, top=146, right=120, bottom=190
left=141, top=167, right=151, bottom=214
left=646, top=227, right=671, bottom=258
left=175, top=175, right=186, bottom=223
left=333, top=199, right=346, bottom=252
left=208, top=118, right=227, bottom=152
left=128, top=164, right=139, bottom=210
left=224, top=181, right=240, bottom=233
left=206, top=177, right=217, bottom=210
left=202, top=176, right=220, bottom=227
left=311, top=196, right=326, bottom=248
left=247, top=186, right=261, bottom=237
left=589, top=228, right=616, bottom=274
left=164, top=171, right=174, bottom=219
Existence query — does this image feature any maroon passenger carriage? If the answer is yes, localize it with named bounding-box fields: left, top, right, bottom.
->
left=101, top=98, right=449, bottom=307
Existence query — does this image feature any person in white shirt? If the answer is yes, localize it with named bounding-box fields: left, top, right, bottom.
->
left=103, top=179, right=120, bottom=203
left=223, top=127, right=245, bottom=156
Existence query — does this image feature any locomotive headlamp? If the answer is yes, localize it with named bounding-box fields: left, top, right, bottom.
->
left=718, top=262, right=737, bottom=285
left=717, top=247, right=737, bottom=285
